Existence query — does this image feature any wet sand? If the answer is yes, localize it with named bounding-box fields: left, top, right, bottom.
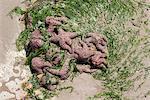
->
left=0, top=0, right=31, bottom=99
left=0, top=0, right=20, bottom=64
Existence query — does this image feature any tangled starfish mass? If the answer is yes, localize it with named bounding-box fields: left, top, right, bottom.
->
left=25, top=16, right=108, bottom=90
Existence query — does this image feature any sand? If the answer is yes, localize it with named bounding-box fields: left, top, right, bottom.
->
left=0, top=0, right=21, bottom=63
left=0, top=0, right=31, bottom=99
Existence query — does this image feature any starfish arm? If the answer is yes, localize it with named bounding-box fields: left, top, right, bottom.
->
left=67, top=32, right=78, bottom=38
left=49, top=36, right=59, bottom=43
left=53, top=16, right=67, bottom=22
left=95, top=44, right=106, bottom=53
left=43, top=61, right=53, bottom=67
left=79, top=40, right=88, bottom=49
left=83, top=37, right=93, bottom=44
left=59, top=41, right=72, bottom=53
left=97, top=52, right=107, bottom=58
left=65, top=38, right=72, bottom=45
left=46, top=68, right=60, bottom=76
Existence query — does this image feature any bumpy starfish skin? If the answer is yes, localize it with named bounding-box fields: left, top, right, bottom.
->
left=25, top=30, right=44, bottom=56
left=46, top=58, right=70, bottom=80
left=31, top=29, right=42, bottom=39
left=71, top=40, right=95, bottom=61
left=31, top=57, right=52, bottom=74
left=84, top=33, right=107, bottom=53
left=46, top=17, right=61, bottom=25
left=47, top=25, right=55, bottom=33
left=30, top=38, right=43, bottom=49
left=90, top=52, right=107, bottom=67
left=52, top=54, right=62, bottom=65
left=29, top=29, right=44, bottom=50
left=71, top=39, right=107, bottom=67
left=46, top=16, right=67, bottom=25
left=50, top=29, right=77, bottom=53
left=46, top=16, right=67, bottom=34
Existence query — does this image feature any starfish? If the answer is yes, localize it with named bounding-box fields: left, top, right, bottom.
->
left=84, top=32, right=107, bottom=53
left=50, top=29, right=78, bottom=53
left=71, top=39, right=95, bottom=61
